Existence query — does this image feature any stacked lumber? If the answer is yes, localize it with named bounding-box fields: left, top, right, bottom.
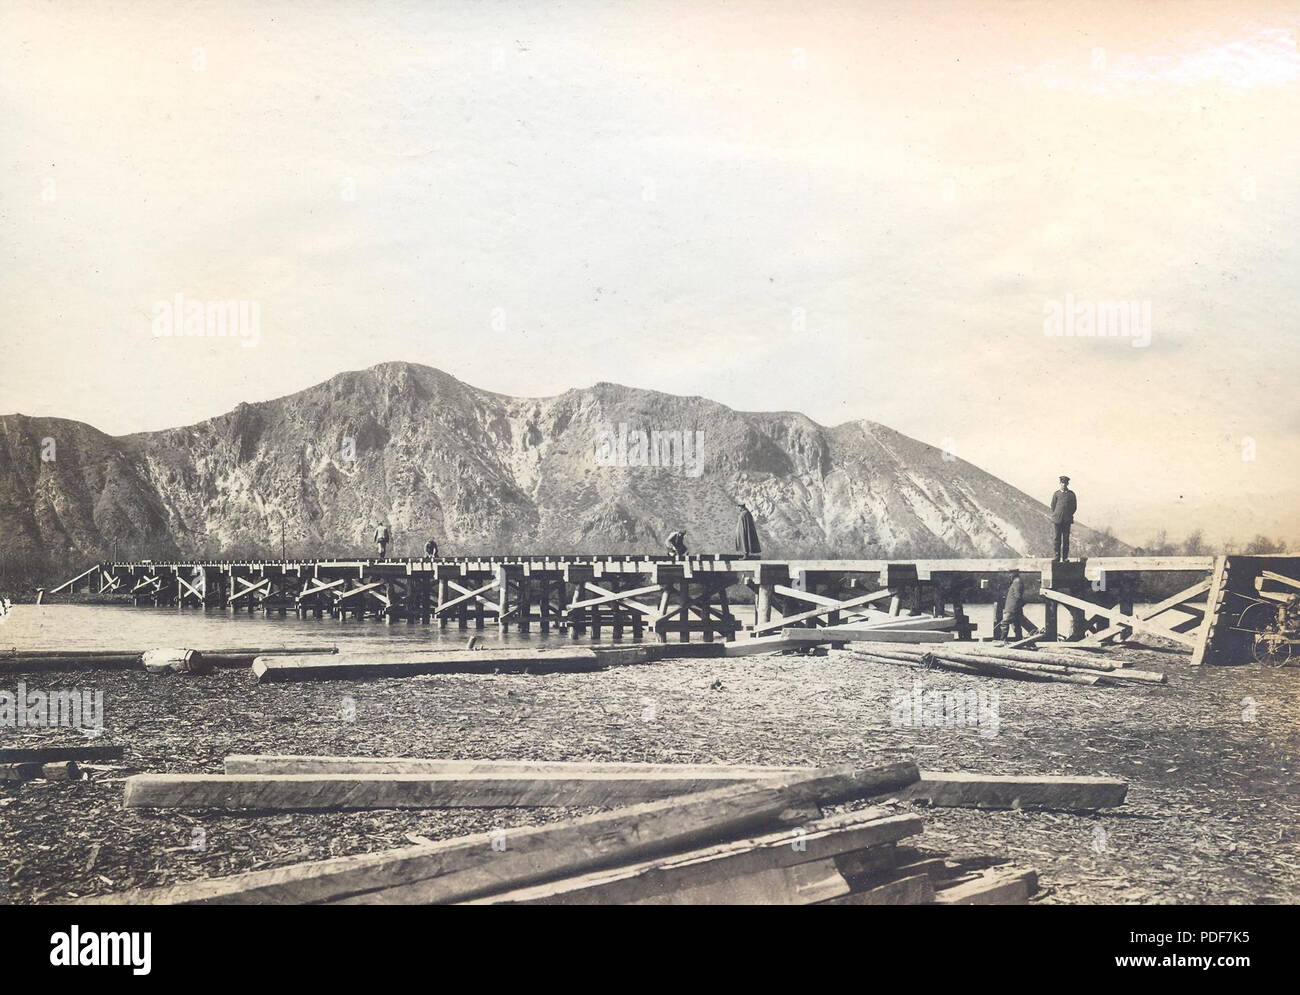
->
left=91, top=762, right=1040, bottom=905
left=845, top=643, right=1165, bottom=686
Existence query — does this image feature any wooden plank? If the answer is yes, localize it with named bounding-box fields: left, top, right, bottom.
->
left=176, top=574, right=204, bottom=601
left=902, top=771, right=1127, bottom=810
left=0, top=745, right=124, bottom=764
left=221, top=757, right=1123, bottom=811
left=125, top=770, right=832, bottom=810
left=335, top=581, right=384, bottom=603
left=1191, top=556, right=1230, bottom=667
left=854, top=615, right=957, bottom=631
left=581, top=582, right=659, bottom=617
left=750, top=590, right=894, bottom=635
left=474, top=810, right=921, bottom=905
left=90, top=763, right=920, bottom=905
left=819, top=872, right=936, bottom=906
left=772, top=585, right=900, bottom=623
left=251, top=647, right=609, bottom=682
left=444, top=580, right=501, bottom=614
left=784, top=627, right=951, bottom=644
left=223, top=756, right=802, bottom=777
left=296, top=577, right=345, bottom=600
left=1259, top=569, right=1300, bottom=591
left=933, top=866, right=1038, bottom=904
left=721, top=633, right=827, bottom=656
left=850, top=646, right=1106, bottom=687
left=226, top=577, right=270, bottom=603
left=1042, top=589, right=1197, bottom=647
left=566, top=584, right=663, bottom=613
left=1082, top=578, right=1211, bottom=644
left=629, top=858, right=850, bottom=904
left=433, top=579, right=500, bottom=617
left=884, top=646, right=1167, bottom=684
left=50, top=564, right=99, bottom=594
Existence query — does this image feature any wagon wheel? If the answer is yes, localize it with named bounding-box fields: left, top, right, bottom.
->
left=1252, top=633, right=1292, bottom=667
left=1237, top=601, right=1276, bottom=634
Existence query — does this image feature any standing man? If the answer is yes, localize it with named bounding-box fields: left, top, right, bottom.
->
left=374, top=521, right=390, bottom=558
left=1049, top=475, right=1077, bottom=562
left=735, top=501, right=761, bottom=558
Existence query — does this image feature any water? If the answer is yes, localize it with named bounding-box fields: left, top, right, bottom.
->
left=1, top=604, right=574, bottom=654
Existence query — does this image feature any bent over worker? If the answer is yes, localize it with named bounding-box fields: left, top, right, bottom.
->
left=665, top=530, right=688, bottom=561
left=998, top=569, right=1039, bottom=642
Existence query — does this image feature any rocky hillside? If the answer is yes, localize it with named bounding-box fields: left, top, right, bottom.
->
left=0, top=362, right=1120, bottom=573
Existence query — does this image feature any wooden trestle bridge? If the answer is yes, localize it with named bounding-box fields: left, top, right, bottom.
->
left=50, top=553, right=1240, bottom=658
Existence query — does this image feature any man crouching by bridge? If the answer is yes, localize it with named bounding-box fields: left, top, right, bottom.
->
left=1050, top=475, right=1077, bottom=562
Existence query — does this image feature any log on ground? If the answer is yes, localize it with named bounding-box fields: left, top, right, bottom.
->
left=0, top=745, right=124, bottom=764
left=250, top=647, right=650, bottom=682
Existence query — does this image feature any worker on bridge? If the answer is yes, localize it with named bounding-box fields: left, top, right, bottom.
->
left=997, top=568, right=1038, bottom=642
left=1049, top=475, right=1077, bottom=562
left=735, top=501, right=761, bottom=558
left=665, top=530, right=688, bottom=561
left=424, top=538, right=439, bottom=559
left=373, top=522, right=390, bottom=559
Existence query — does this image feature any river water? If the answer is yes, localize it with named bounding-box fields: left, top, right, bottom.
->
left=2, top=604, right=572, bottom=654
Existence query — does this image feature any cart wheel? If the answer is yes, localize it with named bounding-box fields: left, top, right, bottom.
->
left=1253, top=633, right=1292, bottom=667
left=1237, top=602, right=1276, bottom=634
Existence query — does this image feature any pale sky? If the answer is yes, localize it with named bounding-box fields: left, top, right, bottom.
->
left=2, top=0, right=1298, bottom=548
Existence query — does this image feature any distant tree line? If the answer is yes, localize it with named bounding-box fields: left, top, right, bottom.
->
left=1129, top=529, right=1291, bottom=557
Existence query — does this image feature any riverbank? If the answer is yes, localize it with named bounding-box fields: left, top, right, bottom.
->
left=1, top=643, right=1295, bottom=904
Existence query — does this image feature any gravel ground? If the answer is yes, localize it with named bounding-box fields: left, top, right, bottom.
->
left=1, top=643, right=1297, bottom=904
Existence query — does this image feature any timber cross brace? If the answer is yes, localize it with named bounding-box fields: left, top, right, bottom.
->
left=46, top=553, right=1300, bottom=660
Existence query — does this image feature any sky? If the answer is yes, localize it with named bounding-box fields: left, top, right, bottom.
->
left=2, top=0, right=1298, bottom=548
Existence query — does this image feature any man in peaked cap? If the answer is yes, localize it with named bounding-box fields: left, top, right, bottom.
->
left=1049, top=476, right=1077, bottom=563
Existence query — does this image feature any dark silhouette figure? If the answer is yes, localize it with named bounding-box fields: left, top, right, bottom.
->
left=735, top=502, right=761, bottom=558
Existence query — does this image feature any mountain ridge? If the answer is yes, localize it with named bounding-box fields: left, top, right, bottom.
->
left=0, top=362, right=1122, bottom=573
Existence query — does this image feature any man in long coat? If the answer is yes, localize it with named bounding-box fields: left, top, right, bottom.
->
left=735, top=502, right=761, bottom=558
